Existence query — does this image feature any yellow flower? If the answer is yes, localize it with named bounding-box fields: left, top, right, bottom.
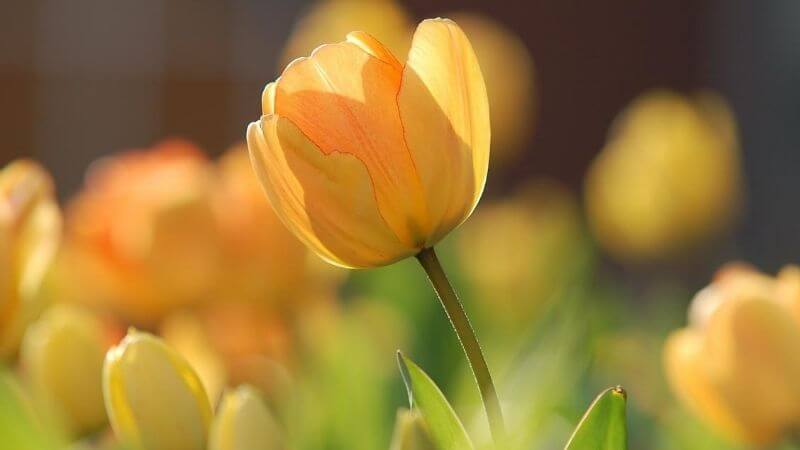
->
left=208, top=385, right=283, bottom=450
left=103, top=329, right=212, bottom=450
left=457, top=180, right=585, bottom=326
left=60, top=140, right=221, bottom=324
left=21, top=305, right=107, bottom=436
left=664, top=263, right=800, bottom=445
left=0, top=160, right=61, bottom=358
left=446, top=12, right=537, bottom=166
left=247, top=18, right=490, bottom=268
left=280, top=0, right=412, bottom=68
left=585, top=90, right=741, bottom=262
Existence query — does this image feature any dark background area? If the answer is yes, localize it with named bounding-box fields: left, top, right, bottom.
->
left=1, top=0, right=798, bottom=270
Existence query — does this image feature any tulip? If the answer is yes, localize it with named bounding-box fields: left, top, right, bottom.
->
left=389, top=408, right=436, bottom=450
left=208, top=385, right=283, bottom=450
left=61, top=140, right=220, bottom=324
left=103, top=329, right=212, bottom=450
left=585, top=90, right=741, bottom=262
left=664, top=263, right=800, bottom=445
left=248, top=18, right=505, bottom=443
left=0, top=160, right=61, bottom=358
left=20, top=305, right=107, bottom=435
left=247, top=18, right=490, bottom=269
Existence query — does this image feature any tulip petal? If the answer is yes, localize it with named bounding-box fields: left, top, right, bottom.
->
left=398, top=18, right=490, bottom=245
left=274, top=40, right=431, bottom=248
left=261, top=82, right=277, bottom=116
left=247, top=115, right=413, bottom=269
left=346, top=31, right=403, bottom=70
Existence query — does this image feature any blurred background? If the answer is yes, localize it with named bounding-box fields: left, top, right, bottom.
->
left=2, top=1, right=800, bottom=450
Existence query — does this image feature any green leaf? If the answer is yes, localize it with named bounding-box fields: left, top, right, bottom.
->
left=397, top=352, right=474, bottom=450
left=565, top=386, right=628, bottom=450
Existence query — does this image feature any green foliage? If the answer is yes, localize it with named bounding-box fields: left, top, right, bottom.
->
left=397, top=353, right=474, bottom=450
left=564, top=387, right=628, bottom=450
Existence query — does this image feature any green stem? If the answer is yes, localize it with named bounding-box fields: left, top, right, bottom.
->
left=416, top=247, right=507, bottom=446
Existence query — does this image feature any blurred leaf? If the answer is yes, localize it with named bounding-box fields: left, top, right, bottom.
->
left=0, top=368, right=60, bottom=450
left=397, top=352, right=474, bottom=450
left=565, top=387, right=627, bottom=450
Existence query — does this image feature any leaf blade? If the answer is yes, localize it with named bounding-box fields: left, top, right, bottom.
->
left=565, top=386, right=628, bottom=450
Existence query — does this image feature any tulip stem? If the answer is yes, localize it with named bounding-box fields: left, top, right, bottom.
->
left=416, top=247, right=507, bottom=446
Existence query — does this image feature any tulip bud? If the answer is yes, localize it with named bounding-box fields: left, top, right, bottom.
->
left=389, top=409, right=435, bottom=450
left=664, top=263, right=800, bottom=445
left=21, top=305, right=107, bottom=435
left=103, top=329, right=212, bottom=450
left=208, top=385, right=283, bottom=450
left=0, top=159, right=61, bottom=358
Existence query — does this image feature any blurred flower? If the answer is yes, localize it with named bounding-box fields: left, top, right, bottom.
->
left=103, top=329, right=212, bottom=450
left=585, top=90, right=742, bottom=262
left=20, top=305, right=107, bottom=436
left=389, top=408, right=435, bottom=450
left=457, top=180, right=586, bottom=326
left=280, top=0, right=413, bottom=68
left=446, top=12, right=537, bottom=166
left=248, top=18, right=490, bottom=268
left=0, top=160, right=61, bottom=358
left=59, top=140, right=221, bottom=325
left=208, top=385, right=283, bottom=450
left=664, top=263, right=800, bottom=445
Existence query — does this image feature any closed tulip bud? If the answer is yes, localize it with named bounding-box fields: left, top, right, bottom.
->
left=103, top=329, right=212, bottom=450
left=21, top=305, right=107, bottom=435
left=664, top=263, right=800, bottom=445
left=0, top=160, right=61, bottom=358
left=585, top=90, right=741, bottom=262
left=247, top=18, right=490, bottom=268
left=209, top=385, right=282, bottom=450
left=389, top=409, right=436, bottom=450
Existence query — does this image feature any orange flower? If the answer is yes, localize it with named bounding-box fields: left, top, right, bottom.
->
left=0, top=160, right=61, bottom=358
left=664, top=263, right=800, bottom=445
left=61, top=140, right=221, bottom=324
left=247, top=18, right=490, bottom=268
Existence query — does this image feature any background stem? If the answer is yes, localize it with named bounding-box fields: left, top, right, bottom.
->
left=416, top=247, right=507, bottom=446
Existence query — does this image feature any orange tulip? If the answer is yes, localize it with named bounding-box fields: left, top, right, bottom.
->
left=664, top=263, right=800, bottom=445
left=247, top=18, right=490, bottom=268
left=0, top=160, right=61, bottom=358
left=61, top=140, right=221, bottom=324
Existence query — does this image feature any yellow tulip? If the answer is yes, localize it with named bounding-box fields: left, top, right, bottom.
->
left=585, top=90, right=741, bottom=262
left=209, top=385, right=283, bottom=450
left=247, top=18, right=490, bottom=268
left=20, top=305, right=107, bottom=435
left=664, top=263, right=800, bottom=445
left=446, top=12, right=537, bottom=166
left=0, top=160, right=61, bottom=358
left=280, top=0, right=413, bottom=68
left=457, top=180, right=585, bottom=325
left=389, top=408, right=435, bottom=450
left=103, top=329, right=212, bottom=450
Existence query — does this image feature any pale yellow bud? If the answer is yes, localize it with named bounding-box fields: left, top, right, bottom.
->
left=389, top=408, right=435, bottom=450
left=209, top=385, right=283, bottom=450
left=103, top=329, right=212, bottom=450
left=21, top=305, right=107, bottom=436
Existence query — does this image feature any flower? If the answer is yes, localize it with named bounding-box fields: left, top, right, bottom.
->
left=457, top=180, right=585, bottom=327
left=60, top=140, right=221, bottom=324
left=247, top=18, right=490, bottom=268
left=664, top=263, right=800, bottom=445
left=208, top=385, right=283, bottom=450
left=0, top=160, right=61, bottom=358
left=585, top=90, right=741, bottom=262
left=20, top=305, right=107, bottom=435
left=280, top=0, right=413, bottom=68
left=103, top=329, right=212, bottom=450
